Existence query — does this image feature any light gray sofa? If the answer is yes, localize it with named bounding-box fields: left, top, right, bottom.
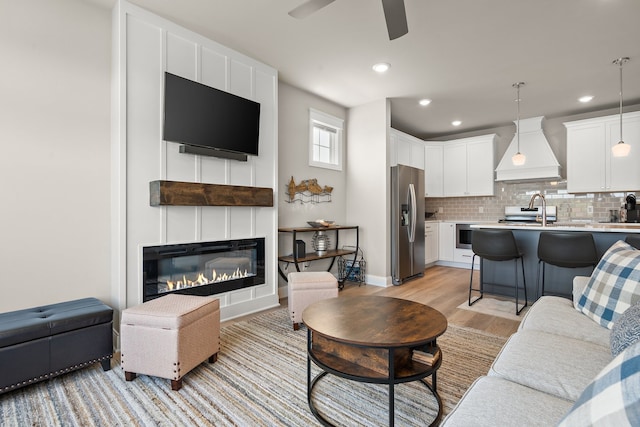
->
left=442, top=276, right=612, bottom=426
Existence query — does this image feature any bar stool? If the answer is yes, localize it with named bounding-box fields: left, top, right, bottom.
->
left=537, top=232, right=598, bottom=298
left=469, top=229, right=527, bottom=315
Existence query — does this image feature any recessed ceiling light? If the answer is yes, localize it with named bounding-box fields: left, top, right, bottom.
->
left=419, top=98, right=432, bottom=106
left=451, top=120, right=462, bottom=126
left=578, top=95, right=594, bottom=103
left=372, top=62, right=390, bottom=73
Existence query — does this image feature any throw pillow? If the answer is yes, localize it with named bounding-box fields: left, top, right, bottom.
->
left=557, top=340, right=640, bottom=426
left=611, top=301, right=640, bottom=357
left=576, top=240, right=640, bottom=329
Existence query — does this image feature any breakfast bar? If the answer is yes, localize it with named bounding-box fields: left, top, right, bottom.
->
left=470, top=222, right=640, bottom=301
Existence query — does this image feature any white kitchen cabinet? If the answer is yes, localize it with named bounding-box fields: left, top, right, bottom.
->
left=565, top=112, right=640, bottom=193
left=425, top=222, right=439, bottom=265
left=438, top=222, right=455, bottom=262
left=442, top=134, right=495, bottom=197
left=390, top=128, right=425, bottom=170
left=424, top=144, right=444, bottom=197
left=454, top=248, right=479, bottom=267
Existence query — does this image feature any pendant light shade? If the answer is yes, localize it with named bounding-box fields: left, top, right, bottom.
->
left=512, top=82, right=526, bottom=166
left=612, top=57, right=630, bottom=158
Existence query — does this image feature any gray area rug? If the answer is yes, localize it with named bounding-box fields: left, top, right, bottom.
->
left=0, top=308, right=506, bottom=426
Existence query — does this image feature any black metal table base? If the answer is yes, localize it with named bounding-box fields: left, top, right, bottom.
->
left=307, top=357, right=443, bottom=427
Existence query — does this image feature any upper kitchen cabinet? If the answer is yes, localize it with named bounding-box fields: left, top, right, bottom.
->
left=442, top=134, right=495, bottom=197
left=424, top=143, right=443, bottom=197
left=390, top=128, right=425, bottom=170
left=565, top=112, right=640, bottom=193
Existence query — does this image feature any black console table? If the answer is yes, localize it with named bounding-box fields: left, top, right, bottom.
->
left=278, top=225, right=359, bottom=289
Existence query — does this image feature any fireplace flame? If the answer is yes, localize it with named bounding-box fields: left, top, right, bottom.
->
left=166, top=267, right=251, bottom=291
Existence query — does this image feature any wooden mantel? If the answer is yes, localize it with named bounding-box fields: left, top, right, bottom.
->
left=150, top=180, right=273, bottom=207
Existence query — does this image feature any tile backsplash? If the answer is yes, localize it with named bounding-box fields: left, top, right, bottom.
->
left=425, top=180, right=639, bottom=223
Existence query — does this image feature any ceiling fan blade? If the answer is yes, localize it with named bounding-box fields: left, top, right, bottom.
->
left=381, top=0, right=408, bottom=40
left=288, top=0, right=336, bottom=19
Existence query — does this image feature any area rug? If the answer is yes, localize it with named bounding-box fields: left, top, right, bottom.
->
left=0, top=308, right=505, bottom=427
left=457, top=297, right=529, bottom=321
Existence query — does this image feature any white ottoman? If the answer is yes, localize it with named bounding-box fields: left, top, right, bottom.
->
left=287, top=272, right=338, bottom=330
left=120, top=294, right=220, bottom=390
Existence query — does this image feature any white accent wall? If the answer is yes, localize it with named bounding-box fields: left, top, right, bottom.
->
left=112, top=1, right=279, bottom=321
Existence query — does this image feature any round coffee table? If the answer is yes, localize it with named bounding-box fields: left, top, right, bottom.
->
left=302, top=295, right=448, bottom=427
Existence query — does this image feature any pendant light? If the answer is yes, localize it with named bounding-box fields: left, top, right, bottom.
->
left=611, top=57, right=631, bottom=157
left=512, top=82, right=526, bottom=166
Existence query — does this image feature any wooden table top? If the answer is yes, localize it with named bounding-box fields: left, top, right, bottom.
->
left=302, top=295, right=448, bottom=348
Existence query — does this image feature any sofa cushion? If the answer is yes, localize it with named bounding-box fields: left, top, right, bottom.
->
left=518, top=295, right=609, bottom=348
left=489, top=330, right=612, bottom=401
left=557, top=340, right=640, bottom=426
left=610, top=301, right=640, bottom=357
left=441, top=376, right=573, bottom=427
left=576, top=240, right=640, bottom=329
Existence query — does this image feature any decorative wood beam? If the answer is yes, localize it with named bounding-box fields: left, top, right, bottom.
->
left=150, top=180, right=273, bottom=207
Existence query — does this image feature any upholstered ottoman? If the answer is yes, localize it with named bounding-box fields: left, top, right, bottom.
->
left=120, top=294, right=220, bottom=390
left=287, top=271, right=338, bottom=330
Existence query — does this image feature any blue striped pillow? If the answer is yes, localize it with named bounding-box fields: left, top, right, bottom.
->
left=576, top=240, right=640, bottom=329
left=558, top=340, right=640, bottom=426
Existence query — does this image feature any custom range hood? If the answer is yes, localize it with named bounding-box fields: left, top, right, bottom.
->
left=495, top=116, right=561, bottom=182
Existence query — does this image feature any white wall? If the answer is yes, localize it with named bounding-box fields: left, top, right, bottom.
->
left=277, top=83, right=348, bottom=287
left=112, top=1, right=279, bottom=321
left=0, top=0, right=112, bottom=312
left=346, top=99, right=391, bottom=286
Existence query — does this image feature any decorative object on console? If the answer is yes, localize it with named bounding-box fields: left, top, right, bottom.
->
left=286, top=176, right=333, bottom=203
left=576, top=240, right=640, bottom=329
left=511, top=82, right=526, bottom=166
left=312, top=230, right=330, bottom=255
left=611, top=57, right=631, bottom=157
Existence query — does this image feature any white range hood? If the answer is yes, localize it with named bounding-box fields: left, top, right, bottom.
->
left=495, top=116, right=562, bottom=182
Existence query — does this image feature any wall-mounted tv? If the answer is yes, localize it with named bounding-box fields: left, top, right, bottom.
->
left=163, top=72, right=261, bottom=161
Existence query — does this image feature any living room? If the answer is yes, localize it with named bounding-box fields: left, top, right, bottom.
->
left=2, top=0, right=640, bottom=425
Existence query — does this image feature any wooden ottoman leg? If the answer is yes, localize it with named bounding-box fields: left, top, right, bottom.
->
left=293, top=322, right=300, bottom=331
left=171, top=378, right=183, bottom=391
left=208, top=353, right=218, bottom=363
left=125, top=371, right=137, bottom=382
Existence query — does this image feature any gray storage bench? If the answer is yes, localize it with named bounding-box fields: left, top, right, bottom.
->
left=0, top=297, right=113, bottom=393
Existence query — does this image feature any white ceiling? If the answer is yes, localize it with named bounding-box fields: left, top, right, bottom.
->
left=98, top=0, right=640, bottom=138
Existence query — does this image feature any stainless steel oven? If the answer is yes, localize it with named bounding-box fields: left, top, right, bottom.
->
left=456, top=223, right=473, bottom=249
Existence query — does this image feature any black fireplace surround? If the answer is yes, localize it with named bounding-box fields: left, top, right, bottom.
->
left=142, top=238, right=265, bottom=302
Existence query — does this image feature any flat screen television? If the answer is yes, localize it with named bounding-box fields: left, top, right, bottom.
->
left=163, top=72, right=260, bottom=160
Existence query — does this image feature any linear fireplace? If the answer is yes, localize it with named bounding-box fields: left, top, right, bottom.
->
left=142, top=238, right=265, bottom=302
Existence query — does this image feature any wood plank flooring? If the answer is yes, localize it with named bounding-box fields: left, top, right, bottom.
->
left=224, top=266, right=521, bottom=338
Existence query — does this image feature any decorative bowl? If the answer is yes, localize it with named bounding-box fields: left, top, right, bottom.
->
left=307, top=220, right=335, bottom=228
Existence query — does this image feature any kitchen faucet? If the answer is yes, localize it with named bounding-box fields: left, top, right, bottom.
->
left=529, top=193, right=547, bottom=226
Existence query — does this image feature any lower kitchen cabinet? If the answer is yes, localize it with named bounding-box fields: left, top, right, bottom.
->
left=438, top=222, right=455, bottom=262
left=425, top=222, right=438, bottom=265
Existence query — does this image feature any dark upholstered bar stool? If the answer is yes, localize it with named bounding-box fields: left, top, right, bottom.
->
left=469, top=229, right=527, bottom=315
left=625, top=235, right=640, bottom=249
left=537, top=232, right=598, bottom=298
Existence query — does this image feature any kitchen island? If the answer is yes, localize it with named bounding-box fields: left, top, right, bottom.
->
left=470, top=222, right=640, bottom=302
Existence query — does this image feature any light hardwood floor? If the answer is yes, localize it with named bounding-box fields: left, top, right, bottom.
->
left=224, top=266, right=521, bottom=338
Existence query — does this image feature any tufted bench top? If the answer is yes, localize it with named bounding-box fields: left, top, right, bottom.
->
left=0, top=297, right=113, bottom=348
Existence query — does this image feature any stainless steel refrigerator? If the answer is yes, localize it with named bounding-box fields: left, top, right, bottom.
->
left=391, top=165, right=425, bottom=285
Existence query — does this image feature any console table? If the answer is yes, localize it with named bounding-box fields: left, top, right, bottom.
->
left=303, top=295, right=448, bottom=426
left=278, top=225, right=359, bottom=288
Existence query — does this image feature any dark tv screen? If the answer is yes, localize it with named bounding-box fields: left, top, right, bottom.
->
left=163, top=72, right=260, bottom=156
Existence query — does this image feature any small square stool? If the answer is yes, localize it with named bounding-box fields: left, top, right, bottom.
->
left=287, top=271, right=338, bottom=330
left=120, top=294, right=220, bottom=390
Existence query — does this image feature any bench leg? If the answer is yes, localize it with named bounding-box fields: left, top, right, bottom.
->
left=124, top=371, right=136, bottom=382
left=171, top=378, right=183, bottom=391
left=101, top=358, right=111, bottom=371
left=208, top=353, right=218, bottom=363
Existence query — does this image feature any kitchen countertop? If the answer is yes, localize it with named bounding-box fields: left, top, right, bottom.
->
left=471, top=222, right=640, bottom=233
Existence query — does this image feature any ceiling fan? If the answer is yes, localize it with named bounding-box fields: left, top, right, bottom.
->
left=288, top=0, right=408, bottom=40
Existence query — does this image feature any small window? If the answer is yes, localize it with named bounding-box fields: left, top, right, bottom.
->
left=309, top=109, right=344, bottom=171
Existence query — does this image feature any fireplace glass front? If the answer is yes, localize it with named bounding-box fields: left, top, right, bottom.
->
left=142, top=238, right=265, bottom=302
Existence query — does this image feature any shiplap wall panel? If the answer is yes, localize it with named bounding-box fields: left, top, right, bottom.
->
left=201, top=46, right=227, bottom=91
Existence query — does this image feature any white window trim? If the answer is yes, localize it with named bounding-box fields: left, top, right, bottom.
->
left=309, top=108, right=344, bottom=171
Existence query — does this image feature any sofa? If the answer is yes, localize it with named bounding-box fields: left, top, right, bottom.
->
left=442, top=239, right=640, bottom=426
